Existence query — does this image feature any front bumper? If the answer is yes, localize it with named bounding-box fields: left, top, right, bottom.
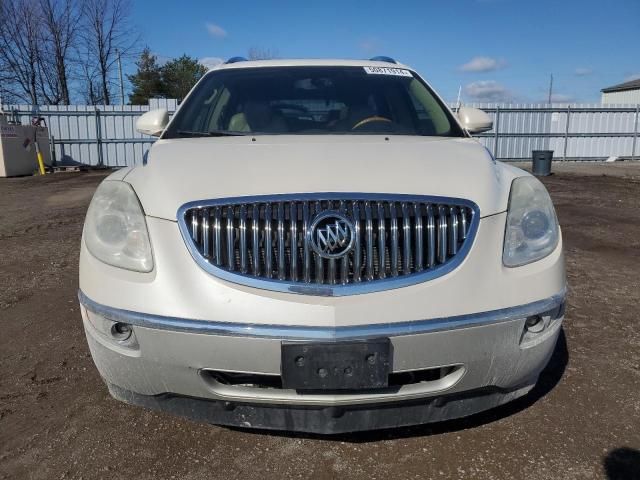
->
left=80, top=290, right=564, bottom=433
left=80, top=208, right=566, bottom=433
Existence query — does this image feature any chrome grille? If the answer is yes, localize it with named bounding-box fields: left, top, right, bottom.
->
left=178, top=194, right=478, bottom=296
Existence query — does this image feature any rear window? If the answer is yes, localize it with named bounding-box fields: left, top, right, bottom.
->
left=164, top=66, right=463, bottom=138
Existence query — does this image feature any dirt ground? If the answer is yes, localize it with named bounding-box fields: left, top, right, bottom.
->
left=1, top=163, right=639, bottom=480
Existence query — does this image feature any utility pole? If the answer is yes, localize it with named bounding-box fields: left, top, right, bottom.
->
left=547, top=73, right=554, bottom=104
left=117, top=49, right=125, bottom=105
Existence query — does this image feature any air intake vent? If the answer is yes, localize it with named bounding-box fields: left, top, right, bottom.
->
left=178, top=194, right=478, bottom=296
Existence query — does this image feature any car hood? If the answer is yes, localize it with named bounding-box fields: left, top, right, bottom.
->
left=124, top=135, right=523, bottom=220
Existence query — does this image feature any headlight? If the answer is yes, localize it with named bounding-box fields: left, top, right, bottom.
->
left=503, top=176, right=559, bottom=267
left=84, top=180, right=153, bottom=272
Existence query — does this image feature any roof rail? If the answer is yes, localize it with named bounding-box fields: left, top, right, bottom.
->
left=369, top=56, right=398, bottom=64
left=225, top=56, right=248, bottom=64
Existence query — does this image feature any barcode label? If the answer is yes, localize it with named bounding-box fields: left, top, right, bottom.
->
left=363, top=66, right=413, bottom=77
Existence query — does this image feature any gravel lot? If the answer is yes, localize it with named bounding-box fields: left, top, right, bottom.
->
left=1, top=163, right=639, bottom=479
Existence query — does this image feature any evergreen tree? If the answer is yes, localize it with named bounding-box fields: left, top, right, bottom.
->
left=128, top=47, right=163, bottom=105
left=160, top=55, right=207, bottom=101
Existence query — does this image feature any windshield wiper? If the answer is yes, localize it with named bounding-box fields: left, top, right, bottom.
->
left=174, top=130, right=246, bottom=138
left=209, top=130, right=247, bottom=137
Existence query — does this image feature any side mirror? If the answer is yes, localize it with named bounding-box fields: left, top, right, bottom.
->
left=457, top=107, right=493, bottom=134
left=136, top=108, right=169, bottom=137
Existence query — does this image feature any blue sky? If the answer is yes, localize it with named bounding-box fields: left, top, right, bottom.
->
left=130, top=0, right=639, bottom=104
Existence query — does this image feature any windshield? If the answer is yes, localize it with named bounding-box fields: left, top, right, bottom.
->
left=164, top=66, right=464, bottom=138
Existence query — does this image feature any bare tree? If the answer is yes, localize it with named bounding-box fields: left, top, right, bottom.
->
left=0, top=0, right=138, bottom=105
left=247, top=47, right=279, bottom=61
left=78, top=52, right=103, bottom=104
left=0, top=3, right=14, bottom=104
left=39, top=0, right=80, bottom=105
left=0, top=0, right=46, bottom=104
left=80, top=0, right=138, bottom=105
left=0, top=0, right=78, bottom=105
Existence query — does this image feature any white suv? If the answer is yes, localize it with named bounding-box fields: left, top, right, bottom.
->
left=79, top=57, right=565, bottom=434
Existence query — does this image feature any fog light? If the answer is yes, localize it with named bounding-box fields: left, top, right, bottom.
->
left=525, top=315, right=545, bottom=333
left=111, top=322, right=133, bottom=341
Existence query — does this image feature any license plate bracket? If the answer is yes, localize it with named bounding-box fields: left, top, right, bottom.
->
left=281, top=338, right=391, bottom=390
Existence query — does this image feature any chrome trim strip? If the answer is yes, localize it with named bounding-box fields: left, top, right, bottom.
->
left=277, top=203, right=285, bottom=280
left=426, top=204, right=436, bottom=268
left=449, top=206, right=459, bottom=256
left=314, top=201, right=324, bottom=283
left=377, top=202, right=386, bottom=280
left=437, top=205, right=447, bottom=264
left=364, top=202, right=374, bottom=281
left=264, top=204, right=272, bottom=278
left=290, top=202, right=298, bottom=282
left=214, top=208, right=222, bottom=266
left=239, top=205, right=247, bottom=273
left=389, top=202, right=399, bottom=277
left=315, top=252, right=324, bottom=283
left=402, top=203, right=411, bottom=275
left=302, top=202, right=310, bottom=283
left=202, top=209, right=209, bottom=258
left=414, top=203, right=423, bottom=272
left=328, top=258, right=337, bottom=285
left=339, top=201, right=348, bottom=284
left=226, top=207, right=234, bottom=270
left=352, top=202, right=361, bottom=283
left=190, top=209, right=198, bottom=245
left=177, top=193, right=481, bottom=297
left=79, top=290, right=566, bottom=340
left=252, top=204, right=260, bottom=276
left=460, top=207, right=468, bottom=240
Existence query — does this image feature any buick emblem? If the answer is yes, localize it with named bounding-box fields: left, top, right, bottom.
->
left=308, top=211, right=355, bottom=259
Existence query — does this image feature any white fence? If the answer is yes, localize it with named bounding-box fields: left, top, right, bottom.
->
left=462, top=103, right=639, bottom=161
left=1, top=99, right=177, bottom=167
left=1, top=100, right=638, bottom=166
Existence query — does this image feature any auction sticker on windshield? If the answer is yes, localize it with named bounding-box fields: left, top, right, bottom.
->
left=363, top=66, right=413, bottom=77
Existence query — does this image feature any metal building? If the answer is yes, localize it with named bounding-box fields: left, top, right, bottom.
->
left=601, top=78, right=640, bottom=104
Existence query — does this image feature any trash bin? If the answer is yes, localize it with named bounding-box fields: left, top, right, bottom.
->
left=532, top=150, right=553, bottom=176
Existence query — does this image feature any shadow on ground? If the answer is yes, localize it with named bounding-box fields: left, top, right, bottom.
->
left=603, top=447, right=640, bottom=480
